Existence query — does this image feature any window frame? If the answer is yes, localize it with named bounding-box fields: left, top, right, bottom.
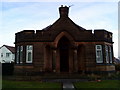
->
left=26, top=45, right=33, bottom=63
left=20, top=46, right=23, bottom=63
left=96, top=45, right=103, bottom=64
left=105, top=45, right=109, bottom=63
left=109, top=46, right=113, bottom=64
left=6, top=53, right=11, bottom=58
left=16, top=46, right=20, bottom=64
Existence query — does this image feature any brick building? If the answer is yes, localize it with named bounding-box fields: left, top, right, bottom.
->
left=14, top=5, right=115, bottom=74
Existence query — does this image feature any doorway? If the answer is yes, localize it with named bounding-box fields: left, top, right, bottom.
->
left=58, top=36, right=70, bottom=72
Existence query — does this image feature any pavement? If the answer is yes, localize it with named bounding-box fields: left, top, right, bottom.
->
left=42, top=79, right=88, bottom=90
left=63, top=82, right=75, bottom=90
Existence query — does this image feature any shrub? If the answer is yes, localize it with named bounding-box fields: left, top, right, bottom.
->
left=115, top=64, right=120, bottom=71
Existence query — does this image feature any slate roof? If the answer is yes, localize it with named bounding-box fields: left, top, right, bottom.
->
left=41, top=17, right=86, bottom=31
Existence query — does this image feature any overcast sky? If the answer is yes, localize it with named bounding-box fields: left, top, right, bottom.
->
left=0, top=0, right=119, bottom=57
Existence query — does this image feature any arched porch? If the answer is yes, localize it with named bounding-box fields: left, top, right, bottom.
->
left=44, top=31, right=86, bottom=73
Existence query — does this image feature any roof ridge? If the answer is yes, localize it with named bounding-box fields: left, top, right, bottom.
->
left=2, top=45, right=15, bottom=53
left=3, top=45, right=15, bottom=48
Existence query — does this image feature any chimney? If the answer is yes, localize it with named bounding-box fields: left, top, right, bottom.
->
left=59, top=5, right=69, bottom=18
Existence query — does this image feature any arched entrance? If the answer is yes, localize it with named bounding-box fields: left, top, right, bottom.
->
left=58, top=36, right=70, bottom=72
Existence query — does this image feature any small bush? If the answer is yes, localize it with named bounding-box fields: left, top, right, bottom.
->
left=115, top=64, right=120, bottom=71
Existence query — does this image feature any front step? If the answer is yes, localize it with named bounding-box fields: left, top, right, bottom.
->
left=41, top=73, right=86, bottom=79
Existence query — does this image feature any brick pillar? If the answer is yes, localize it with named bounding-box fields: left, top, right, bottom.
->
left=56, top=49, right=60, bottom=73
left=52, top=49, right=57, bottom=72
left=69, top=49, right=73, bottom=73
left=73, top=49, right=78, bottom=72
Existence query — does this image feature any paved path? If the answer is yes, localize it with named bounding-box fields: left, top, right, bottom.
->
left=42, top=79, right=88, bottom=90
left=63, top=82, right=75, bottom=90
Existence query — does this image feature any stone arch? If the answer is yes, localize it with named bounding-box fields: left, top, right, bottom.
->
left=58, top=36, right=70, bottom=72
left=50, top=31, right=79, bottom=73
left=53, top=31, right=75, bottom=48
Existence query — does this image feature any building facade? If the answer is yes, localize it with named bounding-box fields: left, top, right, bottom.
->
left=14, top=5, right=115, bottom=74
left=0, top=45, right=15, bottom=63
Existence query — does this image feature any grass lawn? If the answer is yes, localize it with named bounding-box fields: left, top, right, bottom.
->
left=2, top=80, right=62, bottom=89
left=74, top=80, right=120, bottom=89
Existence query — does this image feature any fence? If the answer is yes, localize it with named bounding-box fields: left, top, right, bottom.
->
left=2, top=63, right=14, bottom=75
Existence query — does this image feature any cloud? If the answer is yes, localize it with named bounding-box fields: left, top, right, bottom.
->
left=70, top=2, right=117, bottom=24
left=1, top=2, right=58, bottom=32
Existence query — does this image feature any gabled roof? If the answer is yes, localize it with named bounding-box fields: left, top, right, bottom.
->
left=42, top=17, right=86, bottom=31
left=41, top=5, right=86, bottom=32
left=1, top=45, right=15, bottom=54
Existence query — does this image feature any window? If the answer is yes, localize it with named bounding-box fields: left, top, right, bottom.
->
left=20, top=46, right=23, bottom=63
left=6, top=53, right=11, bottom=57
left=105, top=45, right=109, bottom=63
left=16, top=46, right=19, bottom=63
left=1, top=53, right=3, bottom=57
left=26, top=45, right=33, bottom=63
left=109, top=46, right=113, bottom=63
left=96, top=45, right=103, bottom=63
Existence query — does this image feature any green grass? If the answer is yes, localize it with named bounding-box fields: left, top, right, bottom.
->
left=74, top=80, right=120, bottom=89
left=2, top=80, right=61, bottom=89
left=2, top=79, right=120, bottom=90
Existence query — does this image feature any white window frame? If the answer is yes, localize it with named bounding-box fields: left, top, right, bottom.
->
left=6, top=53, right=11, bottom=58
left=26, top=45, right=33, bottom=63
left=105, top=45, right=109, bottom=63
left=109, top=46, right=113, bottom=63
left=20, top=46, right=23, bottom=63
left=16, top=46, right=19, bottom=64
left=16, top=46, right=20, bottom=64
left=96, top=45, right=103, bottom=63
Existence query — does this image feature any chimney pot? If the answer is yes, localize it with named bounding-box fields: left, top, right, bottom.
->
left=59, top=5, right=69, bottom=18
